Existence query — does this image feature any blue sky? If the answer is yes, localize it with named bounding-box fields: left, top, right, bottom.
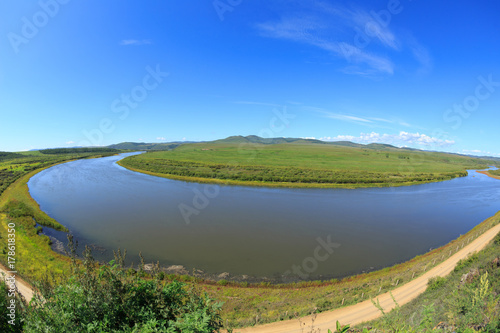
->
left=1, top=1, right=499, bottom=155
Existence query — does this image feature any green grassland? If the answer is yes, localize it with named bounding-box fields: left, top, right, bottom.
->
left=489, top=169, right=500, bottom=177
left=119, top=140, right=497, bottom=188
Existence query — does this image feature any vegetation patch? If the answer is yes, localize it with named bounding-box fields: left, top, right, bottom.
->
left=0, top=244, right=224, bottom=332
left=119, top=141, right=496, bottom=188
left=489, top=169, right=500, bottom=177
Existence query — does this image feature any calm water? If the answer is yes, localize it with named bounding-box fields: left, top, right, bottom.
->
left=28, top=152, right=500, bottom=281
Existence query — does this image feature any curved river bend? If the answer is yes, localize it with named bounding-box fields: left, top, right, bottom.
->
left=28, top=152, right=500, bottom=281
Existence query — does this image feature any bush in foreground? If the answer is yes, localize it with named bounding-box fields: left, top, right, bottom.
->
left=1, top=241, right=223, bottom=332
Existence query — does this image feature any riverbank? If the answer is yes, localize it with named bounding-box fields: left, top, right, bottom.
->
left=235, top=221, right=500, bottom=332
left=208, top=210, right=500, bottom=327
left=0, top=153, right=123, bottom=284
left=477, top=170, right=500, bottom=180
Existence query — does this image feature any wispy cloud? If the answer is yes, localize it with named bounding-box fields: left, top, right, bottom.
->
left=321, top=131, right=455, bottom=147
left=305, top=106, right=412, bottom=128
left=350, top=10, right=399, bottom=50
left=156, top=137, right=166, bottom=141
left=66, top=140, right=75, bottom=145
left=324, top=113, right=373, bottom=123
left=256, top=15, right=394, bottom=76
left=120, top=39, right=152, bottom=46
left=406, top=34, right=432, bottom=75
left=255, top=2, right=430, bottom=77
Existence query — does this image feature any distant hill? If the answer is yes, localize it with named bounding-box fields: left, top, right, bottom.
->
left=0, top=151, right=24, bottom=161
left=328, top=141, right=365, bottom=148
left=365, top=143, right=399, bottom=150
left=213, top=135, right=329, bottom=145
left=107, top=142, right=193, bottom=151
left=212, top=135, right=399, bottom=150
left=99, top=135, right=500, bottom=162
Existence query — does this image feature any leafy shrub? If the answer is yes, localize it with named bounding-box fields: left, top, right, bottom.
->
left=2, top=241, right=224, bottom=332
left=427, top=276, right=447, bottom=291
left=2, top=200, right=35, bottom=219
left=454, top=253, right=479, bottom=272
left=217, top=279, right=228, bottom=286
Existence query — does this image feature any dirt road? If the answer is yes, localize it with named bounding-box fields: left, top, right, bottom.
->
left=236, top=222, right=500, bottom=333
left=0, top=262, right=34, bottom=303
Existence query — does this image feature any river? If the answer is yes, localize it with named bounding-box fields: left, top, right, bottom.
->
left=28, top=152, right=500, bottom=281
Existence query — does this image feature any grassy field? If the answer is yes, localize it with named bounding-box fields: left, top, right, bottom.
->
left=119, top=141, right=497, bottom=188
left=489, top=169, right=500, bottom=177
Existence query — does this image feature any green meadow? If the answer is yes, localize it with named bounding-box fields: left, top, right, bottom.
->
left=119, top=139, right=496, bottom=188
left=489, top=169, right=500, bottom=177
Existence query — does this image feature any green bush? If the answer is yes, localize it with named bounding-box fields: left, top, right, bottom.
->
left=454, top=253, right=479, bottom=272
left=2, top=201, right=35, bottom=219
left=1, top=243, right=224, bottom=332
left=427, top=276, right=447, bottom=291
left=217, top=279, right=229, bottom=286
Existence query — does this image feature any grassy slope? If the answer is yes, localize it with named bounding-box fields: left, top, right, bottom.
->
left=119, top=142, right=495, bottom=188
left=0, top=166, right=73, bottom=284
left=359, top=228, right=500, bottom=332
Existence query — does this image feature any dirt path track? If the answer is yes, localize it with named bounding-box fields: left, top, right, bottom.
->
left=0, top=262, right=34, bottom=302
left=237, top=222, right=500, bottom=333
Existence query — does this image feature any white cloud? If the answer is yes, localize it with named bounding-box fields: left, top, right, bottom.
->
left=256, top=15, right=394, bottom=76
left=324, top=113, right=372, bottom=123
left=350, top=10, right=399, bottom=50
left=66, top=141, right=75, bottom=145
left=461, top=149, right=500, bottom=156
left=307, top=107, right=412, bottom=128
left=321, top=131, right=455, bottom=147
left=255, top=2, right=430, bottom=77
left=120, top=39, right=152, bottom=46
left=156, top=137, right=166, bottom=141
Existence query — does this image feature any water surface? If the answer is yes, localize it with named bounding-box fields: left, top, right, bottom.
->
left=28, top=153, right=500, bottom=281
